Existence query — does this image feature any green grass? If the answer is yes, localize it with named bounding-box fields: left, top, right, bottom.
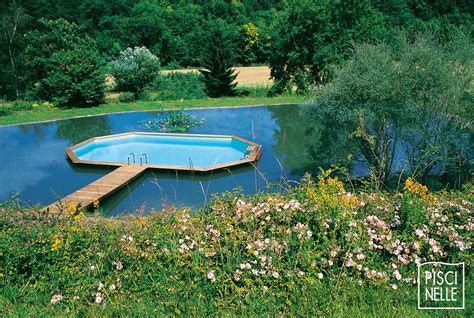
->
left=1, top=176, right=471, bottom=316
left=0, top=95, right=305, bottom=126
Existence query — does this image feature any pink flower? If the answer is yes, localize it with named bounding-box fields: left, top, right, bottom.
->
left=207, top=270, right=216, bottom=283
left=50, top=294, right=63, bottom=304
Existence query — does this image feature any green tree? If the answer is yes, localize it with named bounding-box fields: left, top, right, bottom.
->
left=110, top=46, right=161, bottom=98
left=269, top=0, right=386, bottom=94
left=0, top=2, right=29, bottom=100
left=304, top=30, right=473, bottom=187
left=23, top=18, right=105, bottom=107
left=199, top=19, right=238, bottom=98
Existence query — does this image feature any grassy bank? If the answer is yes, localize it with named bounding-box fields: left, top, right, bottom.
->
left=1, top=174, right=471, bottom=316
left=0, top=95, right=304, bottom=126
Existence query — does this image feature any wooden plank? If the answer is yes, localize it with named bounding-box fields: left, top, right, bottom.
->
left=44, top=165, right=147, bottom=214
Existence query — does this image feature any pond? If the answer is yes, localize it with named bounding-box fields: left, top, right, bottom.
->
left=0, top=104, right=471, bottom=216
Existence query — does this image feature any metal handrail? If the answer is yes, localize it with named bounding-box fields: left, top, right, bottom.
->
left=140, top=153, right=148, bottom=166
left=128, top=153, right=136, bottom=165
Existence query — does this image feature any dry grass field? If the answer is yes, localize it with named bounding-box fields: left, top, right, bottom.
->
left=161, top=66, right=272, bottom=87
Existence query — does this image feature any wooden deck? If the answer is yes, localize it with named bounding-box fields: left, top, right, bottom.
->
left=45, top=165, right=147, bottom=214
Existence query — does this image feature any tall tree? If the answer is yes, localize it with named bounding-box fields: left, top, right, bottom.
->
left=269, top=0, right=387, bottom=94
left=0, top=2, right=29, bottom=99
left=199, top=19, right=238, bottom=97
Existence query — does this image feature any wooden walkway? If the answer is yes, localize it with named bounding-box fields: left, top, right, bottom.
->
left=45, top=165, right=147, bottom=214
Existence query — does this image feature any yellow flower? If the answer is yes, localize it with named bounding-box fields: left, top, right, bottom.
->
left=74, top=211, right=85, bottom=220
left=67, top=203, right=77, bottom=216
left=51, top=235, right=62, bottom=251
left=404, top=178, right=436, bottom=201
left=93, top=198, right=99, bottom=209
left=32, top=103, right=39, bottom=108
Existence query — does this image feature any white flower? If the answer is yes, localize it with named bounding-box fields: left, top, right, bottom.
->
left=50, top=294, right=63, bottom=304
left=109, top=284, right=116, bottom=291
left=207, top=270, right=216, bottom=283
left=391, top=284, right=398, bottom=290
left=98, top=282, right=104, bottom=291
left=95, top=292, right=103, bottom=304
left=113, top=261, right=123, bottom=270
left=317, top=273, right=324, bottom=279
left=272, top=272, right=280, bottom=279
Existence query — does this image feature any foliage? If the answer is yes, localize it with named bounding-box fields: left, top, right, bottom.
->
left=199, top=19, right=238, bottom=98
left=1, top=174, right=472, bottom=315
left=143, top=110, right=204, bottom=133
left=110, top=46, right=160, bottom=98
left=23, top=18, right=105, bottom=107
left=118, top=92, right=136, bottom=103
left=0, top=2, right=29, bottom=100
left=304, top=30, right=473, bottom=187
left=269, top=0, right=387, bottom=94
left=151, top=72, right=207, bottom=101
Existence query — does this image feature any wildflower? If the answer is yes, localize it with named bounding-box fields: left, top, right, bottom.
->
left=50, top=294, right=63, bottom=304
left=98, top=282, right=104, bottom=291
left=207, top=270, right=216, bottom=283
left=391, top=284, right=398, bottom=290
left=51, top=235, right=62, bottom=251
left=109, top=284, right=116, bottom=291
left=317, top=273, right=324, bottom=279
left=233, top=270, right=241, bottom=282
left=272, top=272, right=280, bottom=279
left=394, top=270, right=402, bottom=280
left=73, top=295, right=80, bottom=300
left=93, top=198, right=99, bottom=209
left=95, top=292, right=103, bottom=304
left=32, top=103, right=39, bottom=108
left=112, top=261, right=123, bottom=270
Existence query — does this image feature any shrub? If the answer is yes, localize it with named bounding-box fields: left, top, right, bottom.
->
left=23, top=18, right=105, bottom=108
left=0, top=173, right=471, bottom=315
left=111, top=47, right=160, bottom=99
left=151, top=72, right=207, bottom=101
left=118, top=92, right=136, bottom=103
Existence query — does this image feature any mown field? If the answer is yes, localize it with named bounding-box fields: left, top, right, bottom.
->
left=161, top=66, right=272, bottom=87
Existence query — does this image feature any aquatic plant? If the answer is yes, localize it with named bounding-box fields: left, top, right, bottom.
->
left=143, top=110, right=204, bottom=132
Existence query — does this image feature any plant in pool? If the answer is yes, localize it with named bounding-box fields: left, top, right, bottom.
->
left=143, top=110, right=204, bottom=132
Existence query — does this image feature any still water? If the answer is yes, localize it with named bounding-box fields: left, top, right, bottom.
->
left=0, top=104, right=471, bottom=216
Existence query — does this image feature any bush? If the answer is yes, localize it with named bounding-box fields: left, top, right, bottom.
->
left=0, top=174, right=471, bottom=315
left=111, top=47, right=160, bottom=99
left=151, top=72, right=207, bottom=101
left=118, top=92, right=136, bottom=103
left=23, top=19, right=105, bottom=108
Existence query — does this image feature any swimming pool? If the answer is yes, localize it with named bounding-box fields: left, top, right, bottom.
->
left=67, top=132, right=262, bottom=171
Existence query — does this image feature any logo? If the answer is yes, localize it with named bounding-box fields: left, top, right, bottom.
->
left=418, top=262, right=465, bottom=310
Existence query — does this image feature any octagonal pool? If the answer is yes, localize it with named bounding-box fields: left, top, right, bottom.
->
left=67, top=132, right=262, bottom=171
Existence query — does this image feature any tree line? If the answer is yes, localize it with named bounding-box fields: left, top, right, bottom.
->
left=1, top=0, right=472, bottom=103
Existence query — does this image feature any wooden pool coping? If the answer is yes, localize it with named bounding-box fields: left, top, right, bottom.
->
left=46, top=132, right=262, bottom=214
left=65, top=132, right=262, bottom=172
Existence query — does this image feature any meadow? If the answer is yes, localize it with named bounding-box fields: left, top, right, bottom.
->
left=1, top=174, right=472, bottom=316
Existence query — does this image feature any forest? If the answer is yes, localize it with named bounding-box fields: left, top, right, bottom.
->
left=1, top=0, right=472, bottom=101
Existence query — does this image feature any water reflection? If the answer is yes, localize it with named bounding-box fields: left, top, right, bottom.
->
left=0, top=104, right=471, bottom=216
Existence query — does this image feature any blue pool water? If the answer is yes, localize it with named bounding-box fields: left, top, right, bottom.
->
left=73, top=134, right=250, bottom=168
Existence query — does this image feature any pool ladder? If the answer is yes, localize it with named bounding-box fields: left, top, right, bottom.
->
left=127, top=153, right=148, bottom=165
left=140, top=153, right=148, bottom=166
left=127, top=153, right=135, bottom=165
